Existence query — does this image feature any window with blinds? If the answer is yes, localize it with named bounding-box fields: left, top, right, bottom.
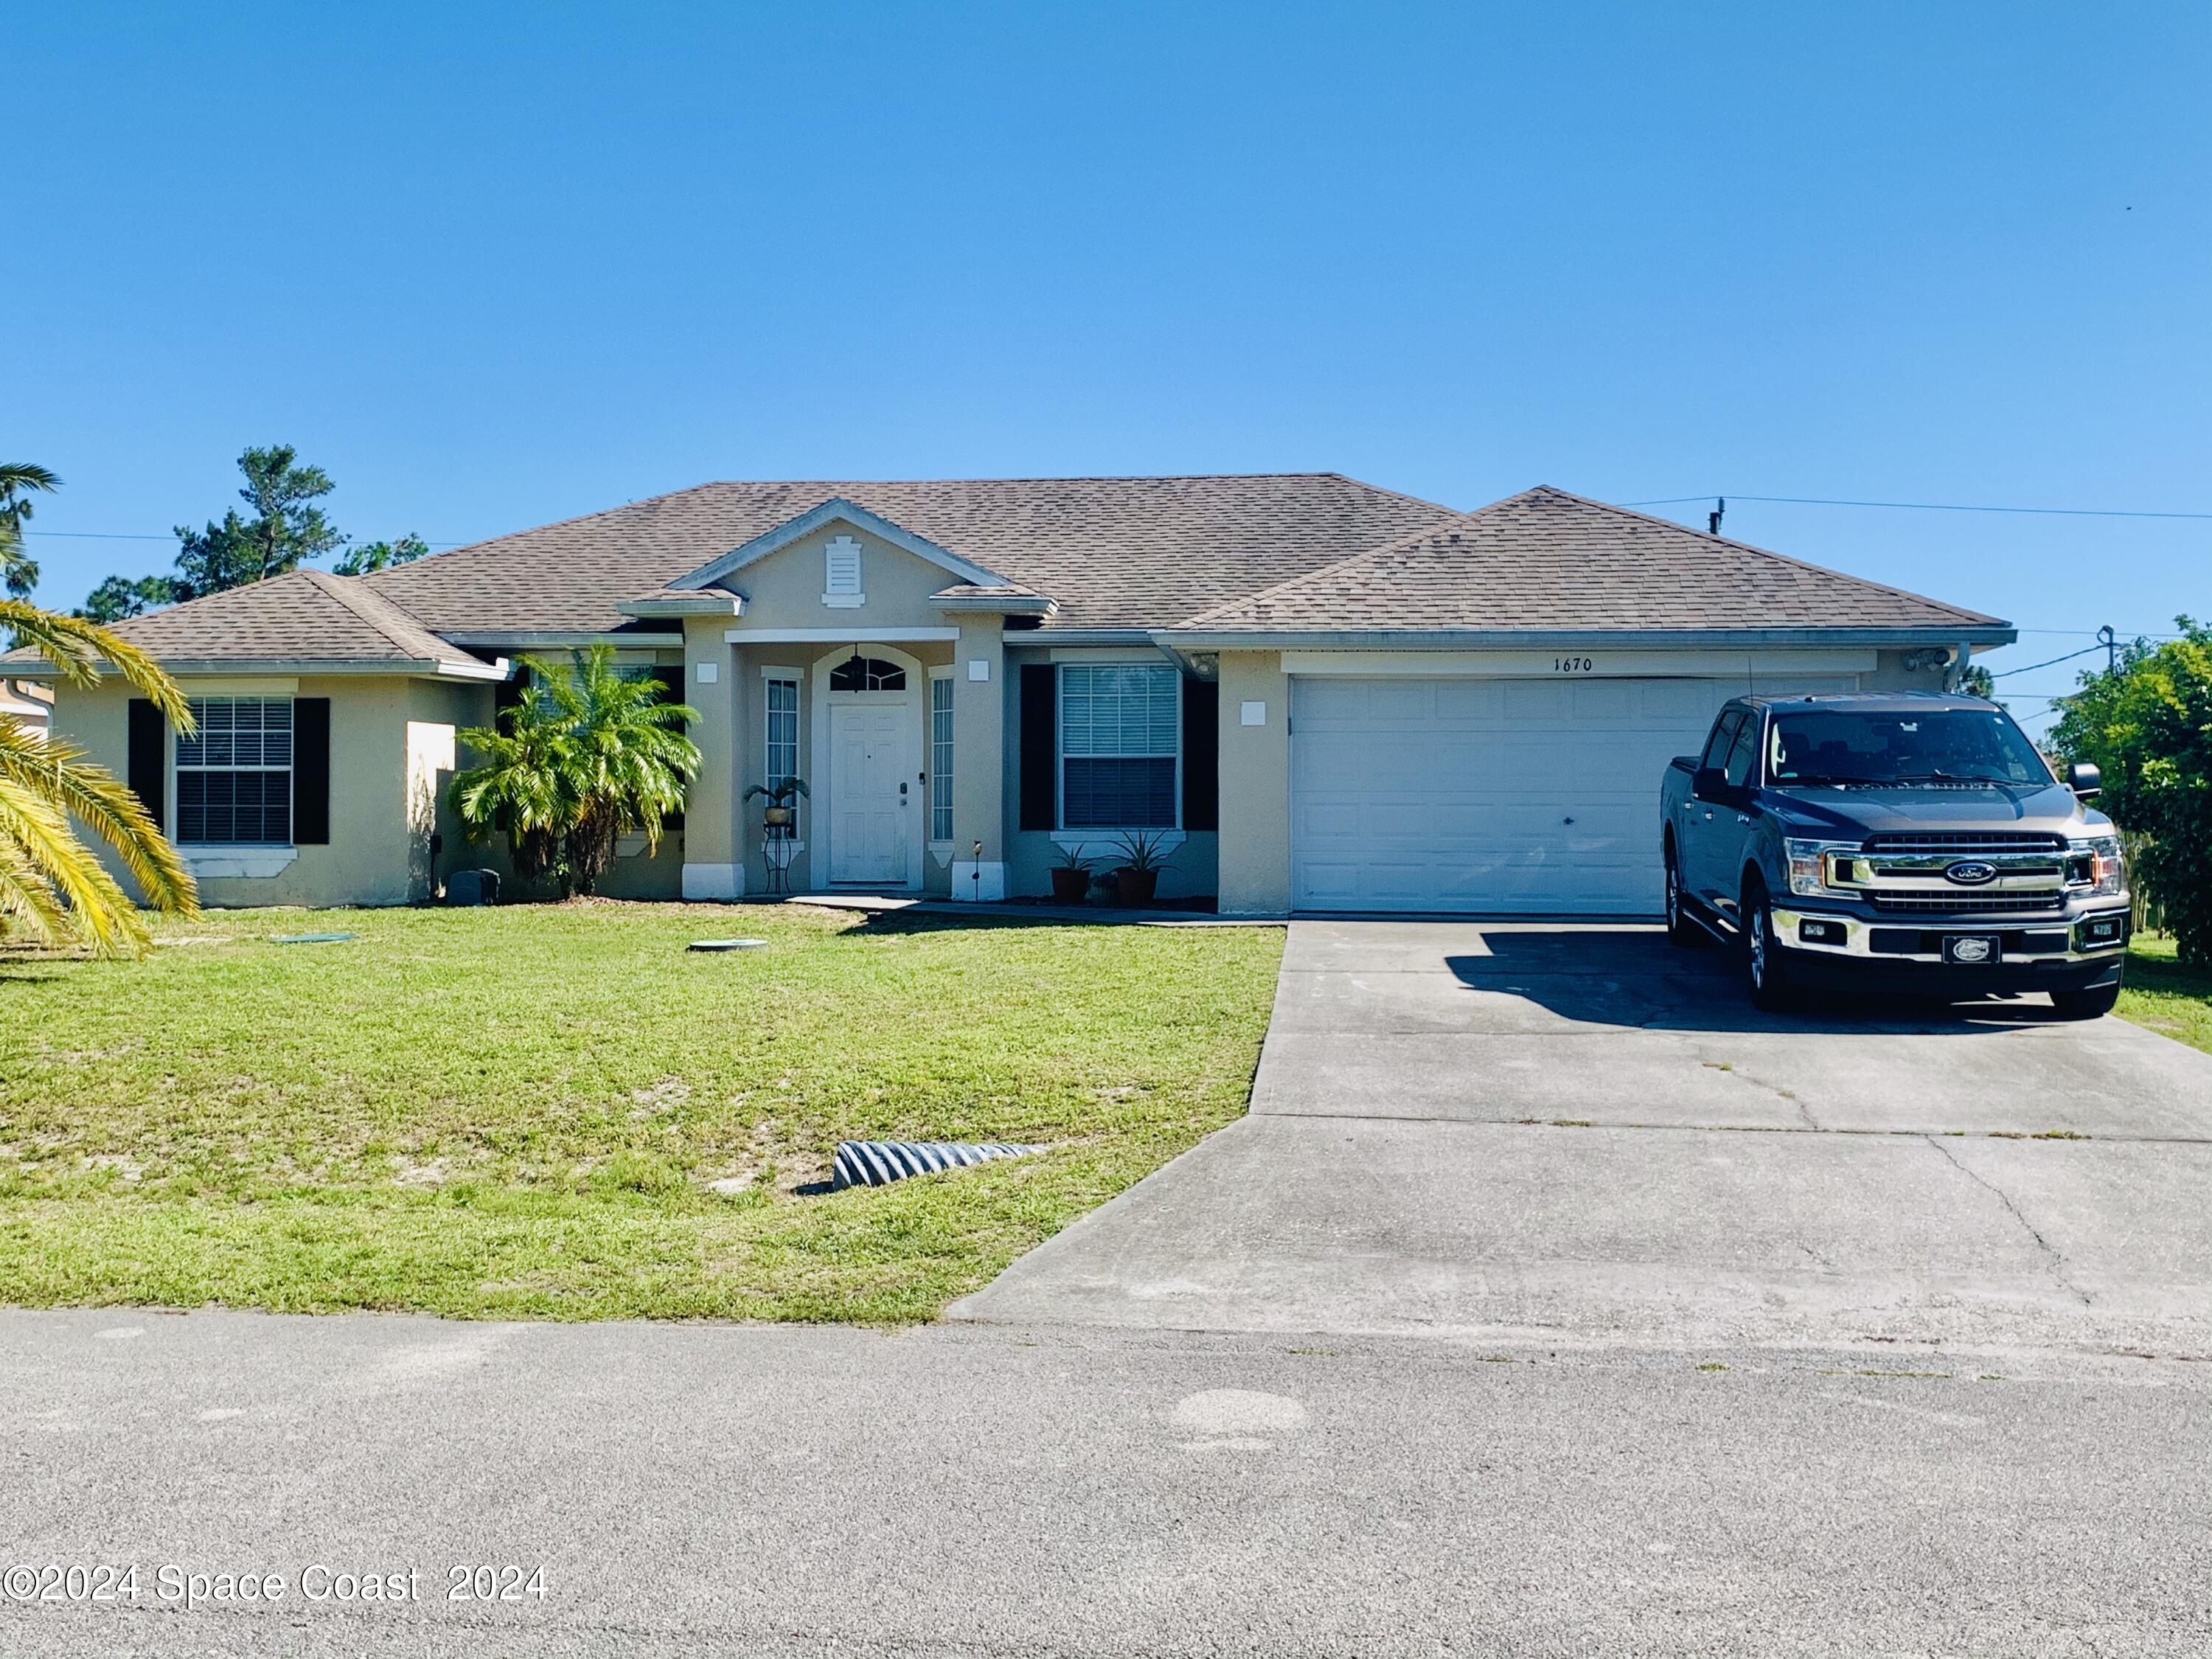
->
left=175, top=697, right=293, bottom=844
left=1059, top=664, right=1178, bottom=830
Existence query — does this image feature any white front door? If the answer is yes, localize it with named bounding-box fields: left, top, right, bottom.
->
left=829, top=700, right=915, bottom=886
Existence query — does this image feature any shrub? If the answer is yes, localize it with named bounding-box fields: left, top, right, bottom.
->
left=2051, top=618, right=2212, bottom=964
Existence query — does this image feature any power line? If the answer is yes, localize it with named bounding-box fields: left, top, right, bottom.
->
left=1990, top=644, right=2103, bottom=679
left=1625, top=493, right=2212, bottom=521
left=21, top=529, right=466, bottom=546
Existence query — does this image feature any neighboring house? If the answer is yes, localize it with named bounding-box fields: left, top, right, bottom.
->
left=0, top=678, right=53, bottom=736
left=17, top=478, right=2014, bottom=915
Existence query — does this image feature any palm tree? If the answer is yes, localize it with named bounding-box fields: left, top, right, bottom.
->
left=451, top=645, right=700, bottom=898
left=0, top=462, right=61, bottom=598
left=0, top=597, right=198, bottom=953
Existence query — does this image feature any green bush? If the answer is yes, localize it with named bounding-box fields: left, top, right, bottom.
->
left=2051, top=619, right=2212, bottom=966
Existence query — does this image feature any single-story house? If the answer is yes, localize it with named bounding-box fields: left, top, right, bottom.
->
left=26, top=477, right=2014, bottom=916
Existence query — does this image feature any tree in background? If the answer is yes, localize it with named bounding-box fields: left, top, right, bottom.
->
left=1958, top=664, right=1997, bottom=701
left=0, top=463, right=62, bottom=599
left=0, top=468, right=197, bottom=953
left=2051, top=617, right=2212, bottom=965
left=170, top=445, right=344, bottom=597
left=78, top=445, right=429, bottom=622
left=333, top=532, right=431, bottom=575
left=451, top=647, right=700, bottom=900
left=78, top=573, right=181, bottom=624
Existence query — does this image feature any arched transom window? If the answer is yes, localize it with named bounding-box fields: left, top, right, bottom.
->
left=828, top=655, right=907, bottom=692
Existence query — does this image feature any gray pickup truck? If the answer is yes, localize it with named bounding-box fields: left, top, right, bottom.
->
left=1660, top=692, right=2129, bottom=1015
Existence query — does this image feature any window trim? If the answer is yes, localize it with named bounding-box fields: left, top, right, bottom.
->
left=1054, top=661, right=1182, bottom=834
left=928, top=667, right=955, bottom=849
left=173, top=694, right=296, bottom=849
left=762, top=669, right=802, bottom=838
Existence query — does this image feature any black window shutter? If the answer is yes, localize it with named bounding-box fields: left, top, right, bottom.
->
left=650, top=666, right=686, bottom=830
left=1181, top=678, right=1218, bottom=832
left=126, top=698, right=165, bottom=832
left=292, top=698, right=331, bottom=844
left=1018, top=664, right=1057, bottom=832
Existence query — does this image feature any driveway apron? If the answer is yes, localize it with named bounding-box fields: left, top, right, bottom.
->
left=950, top=921, right=2212, bottom=1356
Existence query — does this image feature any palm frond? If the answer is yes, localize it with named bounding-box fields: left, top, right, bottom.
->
left=0, top=774, right=151, bottom=954
left=0, top=717, right=196, bottom=916
left=0, top=602, right=193, bottom=726
left=0, top=831, right=74, bottom=946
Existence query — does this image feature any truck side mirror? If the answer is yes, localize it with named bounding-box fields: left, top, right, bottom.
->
left=2065, top=762, right=2101, bottom=797
left=1693, top=766, right=1728, bottom=800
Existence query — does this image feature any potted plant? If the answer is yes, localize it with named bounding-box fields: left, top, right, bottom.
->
left=744, top=776, right=808, bottom=830
left=1109, top=830, right=1172, bottom=907
left=1050, top=843, right=1095, bottom=903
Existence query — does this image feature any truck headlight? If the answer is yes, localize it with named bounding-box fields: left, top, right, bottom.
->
left=2068, top=835, right=2125, bottom=897
left=1784, top=839, right=1862, bottom=897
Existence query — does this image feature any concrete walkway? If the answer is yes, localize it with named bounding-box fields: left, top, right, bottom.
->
left=952, top=922, right=2212, bottom=1357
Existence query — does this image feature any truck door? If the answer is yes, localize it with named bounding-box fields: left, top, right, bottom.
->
left=1688, top=711, right=1759, bottom=916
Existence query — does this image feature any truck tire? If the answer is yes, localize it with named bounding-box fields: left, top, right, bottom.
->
left=1663, top=845, right=1703, bottom=947
left=1742, top=883, right=1795, bottom=1011
left=2050, top=981, right=2122, bottom=1020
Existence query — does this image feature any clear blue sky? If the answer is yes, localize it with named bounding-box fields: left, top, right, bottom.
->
left=13, top=1, right=2208, bottom=727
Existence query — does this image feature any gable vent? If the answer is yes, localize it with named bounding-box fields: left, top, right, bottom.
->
left=822, top=535, right=864, bottom=608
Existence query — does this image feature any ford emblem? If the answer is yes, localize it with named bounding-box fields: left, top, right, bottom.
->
left=1945, top=860, right=1999, bottom=886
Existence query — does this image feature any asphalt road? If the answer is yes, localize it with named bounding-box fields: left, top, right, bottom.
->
left=4, top=1310, right=2208, bottom=1658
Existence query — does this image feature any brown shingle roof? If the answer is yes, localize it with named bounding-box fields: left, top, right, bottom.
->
left=25, top=478, right=2010, bottom=671
left=367, top=474, right=1457, bottom=633
left=27, top=568, right=473, bottom=667
left=1176, top=487, right=2008, bottom=634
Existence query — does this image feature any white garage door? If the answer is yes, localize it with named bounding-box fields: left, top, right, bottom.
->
left=1290, top=675, right=1854, bottom=914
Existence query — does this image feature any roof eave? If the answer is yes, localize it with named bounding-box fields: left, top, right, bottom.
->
left=929, top=593, right=1058, bottom=616
left=1150, top=625, right=2020, bottom=651
left=15, top=656, right=512, bottom=682
left=616, top=594, right=747, bottom=619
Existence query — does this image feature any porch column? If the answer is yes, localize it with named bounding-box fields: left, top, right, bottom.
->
left=680, top=621, right=743, bottom=900
left=950, top=619, right=1007, bottom=900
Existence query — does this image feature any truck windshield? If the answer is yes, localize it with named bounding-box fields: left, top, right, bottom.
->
left=1766, top=709, right=2054, bottom=788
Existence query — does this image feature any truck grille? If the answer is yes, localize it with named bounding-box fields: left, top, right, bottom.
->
left=1861, top=832, right=2068, bottom=855
left=1865, top=891, right=2067, bottom=914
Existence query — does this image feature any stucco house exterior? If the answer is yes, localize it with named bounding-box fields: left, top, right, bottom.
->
left=27, top=476, right=2015, bottom=916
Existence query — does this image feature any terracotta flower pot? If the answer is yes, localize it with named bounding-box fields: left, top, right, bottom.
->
left=1113, top=867, right=1159, bottom=907
left=762, top=806, right=793, bottom=827
left=1050, top=867, right=1091, bottom=903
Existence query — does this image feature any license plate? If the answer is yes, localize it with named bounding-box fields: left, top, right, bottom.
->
left=1942, top=935, right=2002, bottom=965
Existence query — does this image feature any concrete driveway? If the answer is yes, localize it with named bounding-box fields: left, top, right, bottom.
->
left=954, top=922, right=2212, bottom=1357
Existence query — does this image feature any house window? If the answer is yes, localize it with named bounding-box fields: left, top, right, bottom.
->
left=930, top=674, right=954, bottom=842
left=765, top=675, right=799, bottom=804
left=175, top=696, right=293, bottom=845
left=828, top=655, right=905, bottom=692
left=822, top=535, right=864, bottom=607
left=1059, top=664, right=1178, bottom=830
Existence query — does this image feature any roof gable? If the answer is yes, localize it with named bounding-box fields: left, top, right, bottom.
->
left=1174, top=487, right=2010, bottom=637
left=667, top=497, right=1010, bottom=593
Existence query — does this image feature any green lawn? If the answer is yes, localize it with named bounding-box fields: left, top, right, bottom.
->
left=0, top=903, right=1281, bottom=1323
left=2119, top=936, right=2212, bottom=1057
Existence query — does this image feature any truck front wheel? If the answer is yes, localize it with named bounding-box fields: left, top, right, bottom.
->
left=1742, top=883, right=1795, bottom=1011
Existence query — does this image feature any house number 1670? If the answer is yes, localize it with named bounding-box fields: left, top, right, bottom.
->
left=1553, top=657, right=1594, bottom=673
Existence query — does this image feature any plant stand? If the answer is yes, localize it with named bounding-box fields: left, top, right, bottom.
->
left=762, top=824, right=798, bottom=895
